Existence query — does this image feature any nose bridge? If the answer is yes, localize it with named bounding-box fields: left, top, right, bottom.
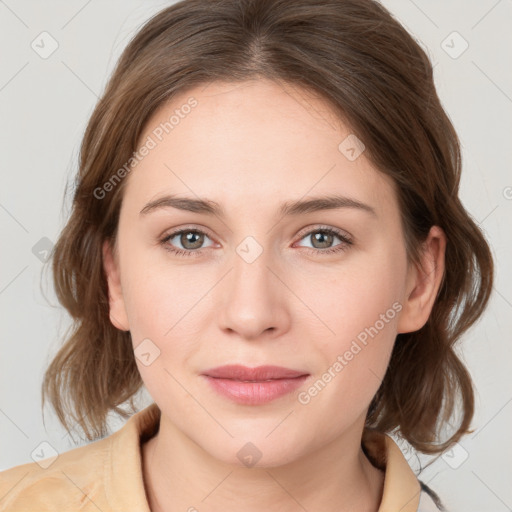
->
left=217, top=235, right=287, bottom=339
left=232, top=236, right=273, bottom=294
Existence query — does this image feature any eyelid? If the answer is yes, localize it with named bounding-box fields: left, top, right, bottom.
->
left=161, top=224, right=351, bottom=244
left=161, top=224, right=217, bottom=241
left=294, top=224, right=353, bottom=243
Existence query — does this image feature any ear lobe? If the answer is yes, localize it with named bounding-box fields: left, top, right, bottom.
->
left=102, top=239, right=130, bottom=331
left=397, top=226, right=446, bottom=334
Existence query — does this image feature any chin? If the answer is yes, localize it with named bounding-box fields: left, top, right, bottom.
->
left=197, top=430, right=308, bottom=470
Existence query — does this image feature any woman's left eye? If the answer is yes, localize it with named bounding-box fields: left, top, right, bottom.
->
left=294, top=227, right=353, bottom=255
left=159, top=226, right=353, bottom=257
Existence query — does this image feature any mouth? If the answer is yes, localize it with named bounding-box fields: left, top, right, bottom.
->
left=201, top=365, right=310, bottom=405
left=202, top=364, right=308, bottom=380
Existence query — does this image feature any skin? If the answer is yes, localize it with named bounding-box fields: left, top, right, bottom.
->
left=102, top=79, right=446, bottom=512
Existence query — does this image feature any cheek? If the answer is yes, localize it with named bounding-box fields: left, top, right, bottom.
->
left=122, top=265, right=201, bottom=398
left=120, top=254, right=222, bottom=381
left=302, top=249, right=406, bottom=343
left=297, top=248, right=407, bottom=402
left=120, top=247, right=205, bottom=338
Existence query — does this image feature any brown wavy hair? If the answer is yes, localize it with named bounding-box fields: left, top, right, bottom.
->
left=42, top=0, right=494, bottom=453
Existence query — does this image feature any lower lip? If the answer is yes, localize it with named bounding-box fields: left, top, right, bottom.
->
left=202, top=375, right=309, bottom=405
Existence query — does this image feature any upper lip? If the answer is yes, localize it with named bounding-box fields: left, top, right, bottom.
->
left=202, top=365, right=309, bottom=381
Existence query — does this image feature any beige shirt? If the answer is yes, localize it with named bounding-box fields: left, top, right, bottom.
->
left=0, top=403, right=442, bottom=511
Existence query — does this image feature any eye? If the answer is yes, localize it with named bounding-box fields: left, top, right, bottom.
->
left=294, top=226, right=353, bottom=255
left=159, top=225, right=353, bottom=257
left=159, top=227, right=215, bottom=257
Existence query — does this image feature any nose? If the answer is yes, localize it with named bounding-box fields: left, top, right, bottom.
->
left=216, top=243, right=291, bottom=341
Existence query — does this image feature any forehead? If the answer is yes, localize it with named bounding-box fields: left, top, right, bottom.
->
left=121, top=79, right=398, bottom=218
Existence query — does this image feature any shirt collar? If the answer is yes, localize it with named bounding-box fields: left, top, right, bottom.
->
left=362, top=427, right=421, bottom=511
left=107, top=403, right=421, bottom=512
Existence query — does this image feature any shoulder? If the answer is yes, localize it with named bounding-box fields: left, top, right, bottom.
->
left=0, top=403, right=160, bottom=512
left=0, top=435, right=112, bottom=511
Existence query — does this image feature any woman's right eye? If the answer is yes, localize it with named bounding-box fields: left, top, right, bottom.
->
left=159, top=228, right=214, bottom=257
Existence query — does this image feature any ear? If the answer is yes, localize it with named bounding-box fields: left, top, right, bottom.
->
left=397, top=226, right=446, bottom=334
left=102, top=239, right=130, bottom=331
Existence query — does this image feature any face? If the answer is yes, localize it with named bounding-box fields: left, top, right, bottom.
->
left=103, top=79, right=427, bottom=467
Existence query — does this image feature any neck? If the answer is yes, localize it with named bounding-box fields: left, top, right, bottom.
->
left=141, top=414, right=384, bottom=512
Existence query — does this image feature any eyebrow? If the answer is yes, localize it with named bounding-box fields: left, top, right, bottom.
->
left=139, top=194, right=377, bottom=218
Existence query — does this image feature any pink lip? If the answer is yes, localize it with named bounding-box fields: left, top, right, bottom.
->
left=201, top=365, right=309, bottom=405
left=203, top=364, right=308, bottom=380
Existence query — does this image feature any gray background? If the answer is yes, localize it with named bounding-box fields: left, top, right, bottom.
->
left=0, top=1, right=511, bottom=510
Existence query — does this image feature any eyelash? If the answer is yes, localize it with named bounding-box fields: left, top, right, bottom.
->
left=159, top=226, right=353, bottom=258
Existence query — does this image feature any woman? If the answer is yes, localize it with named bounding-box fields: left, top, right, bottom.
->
left=0, top=0, right=493, bottom=511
